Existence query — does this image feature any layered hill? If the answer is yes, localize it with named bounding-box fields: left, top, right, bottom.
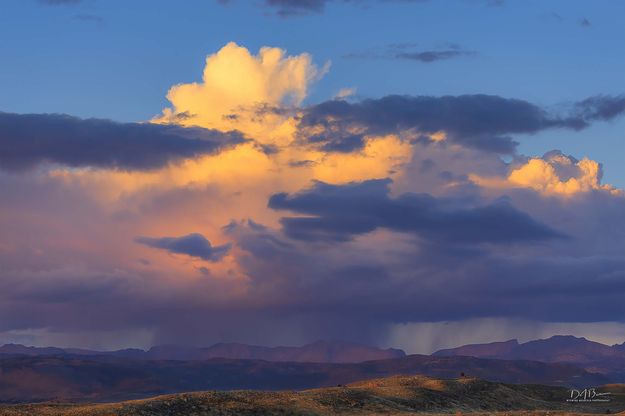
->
left=1, top=375, right=623, bottom=416
left=0, top=354, right=611, bottom=403
left=144, top=340, right=405, bottom=363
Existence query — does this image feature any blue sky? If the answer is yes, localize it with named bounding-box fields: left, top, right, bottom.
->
left=1, top=0, right=623, bottom=186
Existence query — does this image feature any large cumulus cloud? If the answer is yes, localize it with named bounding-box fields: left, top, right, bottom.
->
left=0, top=42, right=624, bottom=352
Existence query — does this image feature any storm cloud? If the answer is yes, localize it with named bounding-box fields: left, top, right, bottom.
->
left=298, top=94, right=625, bottom=153
left=269, top=179, right=565, bottom=243
left=0, top=112, right=245, bottom=171
left=0, top=41, right=623, bottom=353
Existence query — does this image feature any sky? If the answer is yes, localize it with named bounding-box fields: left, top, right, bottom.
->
left=0, top=0, right=624, bottom=354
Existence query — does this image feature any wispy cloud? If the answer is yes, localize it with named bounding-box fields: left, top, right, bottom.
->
left=72, top=14, right=104, bottom=24
left=37, top=0, right=82, bottom=5
left=345, top=43, right=477, bottom=64
left=218, top=0, right=428, bottom=17
left=395, top=49, right=476, bottom=63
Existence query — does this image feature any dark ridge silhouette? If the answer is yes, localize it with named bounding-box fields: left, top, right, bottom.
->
left=0, top=340, right=405, bottom=363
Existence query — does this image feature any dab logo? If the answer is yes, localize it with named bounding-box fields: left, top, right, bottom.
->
left=567, top=388, right=611, bottom=403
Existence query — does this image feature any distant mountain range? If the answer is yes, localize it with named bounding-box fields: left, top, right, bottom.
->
left=0, top=340, right=405, bottom=363
left=2, top=335, right=625, bottom=403
left=433, top=335, right=625, bottom=376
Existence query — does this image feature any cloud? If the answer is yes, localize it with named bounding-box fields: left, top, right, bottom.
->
left=314, top=134, right=365, bottom=153
left=0, top=112, right=245, bottom=171
left=219, top=0, right=428, bottom=17
left=72, top=14, right=104, bottom=24
left=333, top=87, right=357, bottom=100
left=0, top=42, right=624, bottom=351
left=573, top=94, right=625, bottom=121
left=225, top=209, right=625, bottom=333
left=269, top=178, right=565, bottom=243
left=395, top=49, right=476, bottom=63
left=135, top=233, right=231, bottom=262
left=508, top=152, right=619, bottom=196
left=265, top=0, right=328, bottom=16
left=37, top=0, right=81, bottom=5
left=154, top=42, right=325, bottom=136
left=344, top=43, right=476, bottom=64
left=297, top=94, right=625, bottom=153
left=471, top=150, right=621, bottom=196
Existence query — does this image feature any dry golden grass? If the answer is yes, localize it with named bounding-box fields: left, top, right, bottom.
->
left=1, top=375, right=623, bottom=416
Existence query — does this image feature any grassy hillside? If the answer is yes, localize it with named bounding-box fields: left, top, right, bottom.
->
left=1, top=375, right=623, bottom=416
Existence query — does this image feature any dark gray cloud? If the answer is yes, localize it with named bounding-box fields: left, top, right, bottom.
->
left=309, top=133, right=365, bottom=153
left=395, top=49, right=476, bottom=63
left=269, top=179, right=565, bottom=243
left=224, top=208, right=625, bottom=331
left=0, top=112, right=246, bottom=171
left=573, top=95, right=625, bottom=121
left=135, top=233, right=231, bottom=262
left=297, top=94, right=625, bottom=154
left=344, top=43, right=476, bottom=64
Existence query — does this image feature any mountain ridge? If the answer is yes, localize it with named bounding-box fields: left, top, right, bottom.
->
left=0, top=340, right=405, bottom=364
left=433, top=335, right=625, bottom=377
